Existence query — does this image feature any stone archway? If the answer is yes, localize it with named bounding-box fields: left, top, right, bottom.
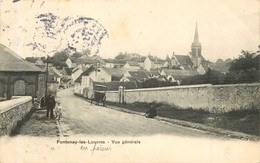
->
left=14, top=80, right=26, bottom=95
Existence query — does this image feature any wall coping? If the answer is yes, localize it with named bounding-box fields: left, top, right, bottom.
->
left=106, top=84, right=212, bottom=93
left=211, top=83, right=260, bottom=88
left=105, top=83, right=260, bottom=93
left=0, top=96, right=32, bottom=114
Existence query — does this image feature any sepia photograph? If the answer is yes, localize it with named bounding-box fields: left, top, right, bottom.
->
left=0, top=0, right=259, bottom=162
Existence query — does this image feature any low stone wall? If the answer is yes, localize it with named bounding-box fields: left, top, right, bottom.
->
left=0, top=96, right=33, bottom=136
left=105, top=83, right=260, bottom=113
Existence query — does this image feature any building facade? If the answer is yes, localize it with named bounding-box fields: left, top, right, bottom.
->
left=0, top=44, right=45, bottom=100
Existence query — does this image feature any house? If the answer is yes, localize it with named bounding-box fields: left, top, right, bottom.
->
left=48, top=66, right=62, bottom=84
left=136, top=56, right=146, bottom=68
left=123, top=61, right=140, bottom=70
left=66, top=58, right=76, bottom=68
left=92, top=55, right=106, bottom=67
left=89, top=67, right=127, bottom=82
left=144, top=56, right=165, bottom=71
left=103, top=59, right=126, bottom=68
left=71, top=67, right=87, bottom=82
left=160, top=69, right=199, bottom=83
left=169, top=53, right=194, bottom=70
left=0, top=44, right=45, bottom=100
left=121, top=70, right=151, bottom=83
left=74, top=66, right=128, bottom=94
left=74, top=66, right=95, bottom=95
left=74, top=57, right=97, bottom=68
left=35, top=58, right=45, bottom=69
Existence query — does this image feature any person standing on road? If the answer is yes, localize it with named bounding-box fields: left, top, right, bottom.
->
left=46, top=93, right=56, bottom=119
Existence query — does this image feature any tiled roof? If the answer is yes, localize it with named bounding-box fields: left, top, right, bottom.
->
left=0, top=44, right=44, bottom=72
left=162, top=69, right=199, bottom=80
left=136, top=56, right=146, bottom=62
left=126, top=61, right=140, bottom=67
left=102, top=67, right=127, bottom=77
left=93, top=81, right=137, bottom=91
left=75, top=58, right=97, bottom=65
left=74, top=66, right=95, bottom=83
left=128, top=71, right=150, bottom=79
left=175, top=55, right=193, bottom=67
left=103, top=59, right=126, bottom=64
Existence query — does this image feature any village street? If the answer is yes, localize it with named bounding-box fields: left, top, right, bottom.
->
left=56, top=88, right=224, bottom=138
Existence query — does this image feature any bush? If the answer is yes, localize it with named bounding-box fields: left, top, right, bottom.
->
left=140, top=78, right=178, bottom=88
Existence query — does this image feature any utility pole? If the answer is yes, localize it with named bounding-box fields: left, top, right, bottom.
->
left=45, top=55, right=50, bottom=96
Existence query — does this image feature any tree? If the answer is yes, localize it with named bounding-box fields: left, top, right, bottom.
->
left=25, top=57, right=38, bottom=63
left=114, top=52, right=125, bottom=60
left=81, top=49, right=91, bottom=56
left=51, top=51, right=69, bottom=69
left=141, top=78, right=178, bottom=88
left=225, top=50, right=259, bottom=83
left=181, top=68, right=225, bottom=85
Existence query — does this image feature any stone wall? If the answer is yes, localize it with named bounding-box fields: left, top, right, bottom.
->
left=105, top=83, right=260, bottom=113
left=0, top=96, right=33, bottom=136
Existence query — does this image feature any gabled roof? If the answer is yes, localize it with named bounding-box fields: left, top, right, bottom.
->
left=92, top=55, right=105, bottom=64
left=137, top=56, right=146, bottom=62
left=102, top=67, right=127, bottom=77
left=0, top=44, right=44, bottom=72
left=49, top=66, right=62, bottom=77
left=75, top=57, right=97, bottom=65
left=103, top=59, right=126, bottom=64
left=74, top=66, right=95, bottom=83
left=126, top=61, right=140, bottom=67
left=93, top=81, right=137, bottom=91
left=174, top=55, right=193, bottom=67
left=128, top=71, right=150, bottom=79
left=162, top=69, right=199, bottom=80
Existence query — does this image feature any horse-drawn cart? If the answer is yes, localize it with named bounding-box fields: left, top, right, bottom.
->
left=90, top=84, right=106, bottom=106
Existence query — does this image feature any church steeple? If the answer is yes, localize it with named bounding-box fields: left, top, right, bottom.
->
left=193, top=22, right=200, bottom=44
left=191, top=22, right=202, bottom=67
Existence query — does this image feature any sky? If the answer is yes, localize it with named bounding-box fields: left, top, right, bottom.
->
left=0, top=0, right=259, bottom=62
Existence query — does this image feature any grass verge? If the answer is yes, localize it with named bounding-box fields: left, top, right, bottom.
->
left=106, top=101, right=260, bottom=136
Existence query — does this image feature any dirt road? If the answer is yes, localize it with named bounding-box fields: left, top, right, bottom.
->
left=56, top=89, right=226, bottom=138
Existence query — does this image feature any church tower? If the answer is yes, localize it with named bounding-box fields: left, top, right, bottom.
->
left=191, top=23, right=202, bottom=67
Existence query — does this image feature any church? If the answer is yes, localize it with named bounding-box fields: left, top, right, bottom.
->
left=167, top=23, right=210, bottom=74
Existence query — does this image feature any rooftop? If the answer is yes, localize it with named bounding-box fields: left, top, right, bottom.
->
left=0, top=44, right=44, bottom=72
left=162, top=69, right=199, bottom=80
left=102, top=67, right=127, bottom=77
left=174, top=55, right=193, bottom=67
left=74, top=66, right=95, bottom=83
